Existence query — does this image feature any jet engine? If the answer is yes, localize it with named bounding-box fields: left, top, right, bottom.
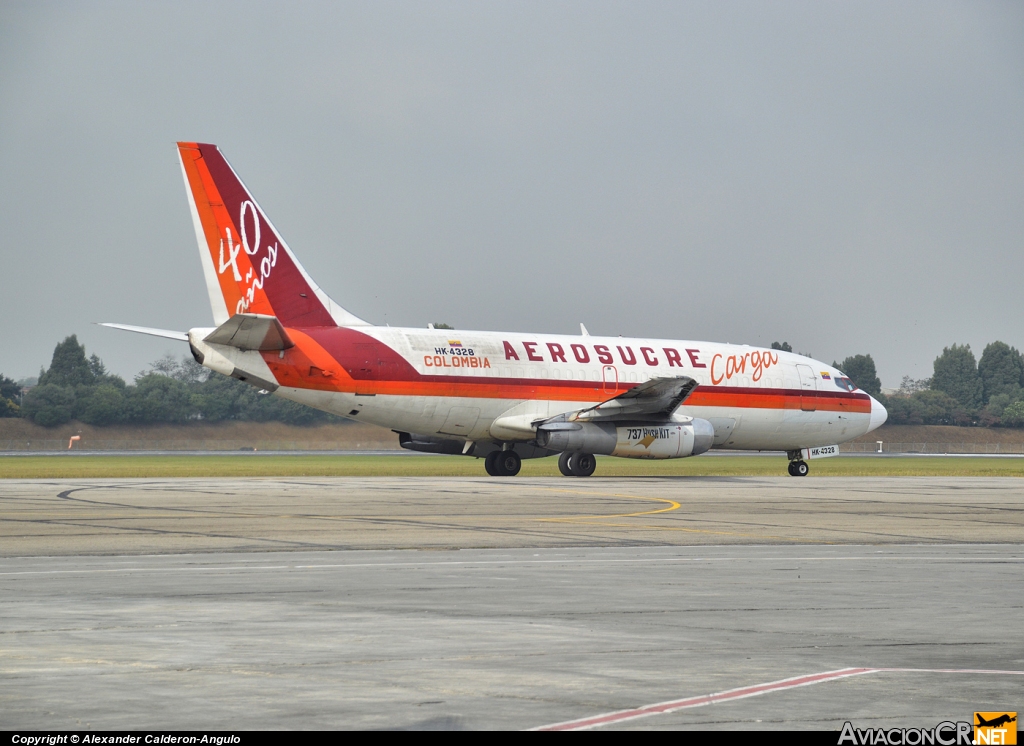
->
left=536, top=419, right=715, bottom=459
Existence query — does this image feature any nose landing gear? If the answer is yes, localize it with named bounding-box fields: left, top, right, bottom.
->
left=787, top=460, right=809, bottom=477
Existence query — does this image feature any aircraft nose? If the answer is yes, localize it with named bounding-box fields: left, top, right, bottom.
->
left=868, top=395, right=888, bottom=432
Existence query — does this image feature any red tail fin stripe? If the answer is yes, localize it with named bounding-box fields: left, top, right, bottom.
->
left=179, top=144, right=233, bottom=324
left=196, top=143, right=334, bottom=326
left=180, top=143, right=277, bottom=320
left=177, top=142, right=368, bottom=328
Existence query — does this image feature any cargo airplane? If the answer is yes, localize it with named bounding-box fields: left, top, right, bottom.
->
left=103, top=142, right=887, bottom=477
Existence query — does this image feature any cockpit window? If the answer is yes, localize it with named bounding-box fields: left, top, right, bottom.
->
left=834, top=376, right=856, bottom=392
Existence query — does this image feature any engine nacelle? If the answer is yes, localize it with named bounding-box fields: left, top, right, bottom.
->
left=536, top=419, right=715, bottom=459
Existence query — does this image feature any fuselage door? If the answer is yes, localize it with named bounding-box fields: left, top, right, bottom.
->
left=602, top=365, right=619, bottom=394
left=796, top=364, right=818, bottom=412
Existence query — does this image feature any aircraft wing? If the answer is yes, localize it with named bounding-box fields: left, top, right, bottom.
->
left=203, top=314, right=295, bottom=351
left=555, top=375, right=699, bottom=424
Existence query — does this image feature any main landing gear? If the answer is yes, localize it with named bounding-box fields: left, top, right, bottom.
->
left=787, top=460, right=809, bottom=477
left=483, top=449, right=596, bottom=477
left=558, top=452, right=597, bottom=477
left=485, top=449, right=522, bottom=477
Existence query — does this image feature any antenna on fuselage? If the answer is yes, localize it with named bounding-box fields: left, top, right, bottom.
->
left=580, top=323, right=590, bottom=336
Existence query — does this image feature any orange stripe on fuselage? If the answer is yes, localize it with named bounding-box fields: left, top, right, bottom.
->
left=262, top=328, right=872, bottom=413
left=263, top=328, right=357, bottom=391
left=688, top=387, right=871, bottom=413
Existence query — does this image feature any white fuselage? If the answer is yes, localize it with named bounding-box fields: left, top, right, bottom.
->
left=190, top=325, right=886, bottom=453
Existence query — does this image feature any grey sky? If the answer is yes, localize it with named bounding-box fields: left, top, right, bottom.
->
left=1, top=1, right=1022, bottom=387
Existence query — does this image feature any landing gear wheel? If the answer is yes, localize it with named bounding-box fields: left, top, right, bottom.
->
left=558, top=452, right=573, bottom=477
left=484, top=451, right=500, bottom=476
left=788, top=460, right=809, bottom=477
left=494, top=450, right=522, bottom=477
left=569, top=452, right=597, bottom=477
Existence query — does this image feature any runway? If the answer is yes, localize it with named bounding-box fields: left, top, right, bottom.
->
left=2, top=477, right=1023, bottom=730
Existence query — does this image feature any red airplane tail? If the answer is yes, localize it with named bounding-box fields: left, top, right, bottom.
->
left=177, top=142, right=367, bottom=329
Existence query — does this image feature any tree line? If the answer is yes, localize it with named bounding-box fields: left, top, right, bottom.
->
left=828, top=342, right=1024, bottom=427
left=3, top=335, right=1024, bottom=428
left=0, top=336, right=340, bottom=427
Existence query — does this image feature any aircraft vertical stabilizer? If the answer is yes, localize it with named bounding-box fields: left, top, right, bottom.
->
left=177, top=142, right=368, bottom=328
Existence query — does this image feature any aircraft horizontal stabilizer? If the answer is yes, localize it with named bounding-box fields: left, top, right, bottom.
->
left=203, top=313, right=294, bottom=352
left=98, top=323, right=188, bottom=341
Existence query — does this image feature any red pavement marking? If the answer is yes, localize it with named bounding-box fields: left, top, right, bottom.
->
left=877, top=668, right=1024, bottom=676
left=531, top=667, right=1024, bottom=731
left=531, top=667, right=876, bottom=731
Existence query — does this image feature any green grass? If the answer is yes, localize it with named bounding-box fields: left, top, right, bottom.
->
left=1, top=454, right=1023, bottom=479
